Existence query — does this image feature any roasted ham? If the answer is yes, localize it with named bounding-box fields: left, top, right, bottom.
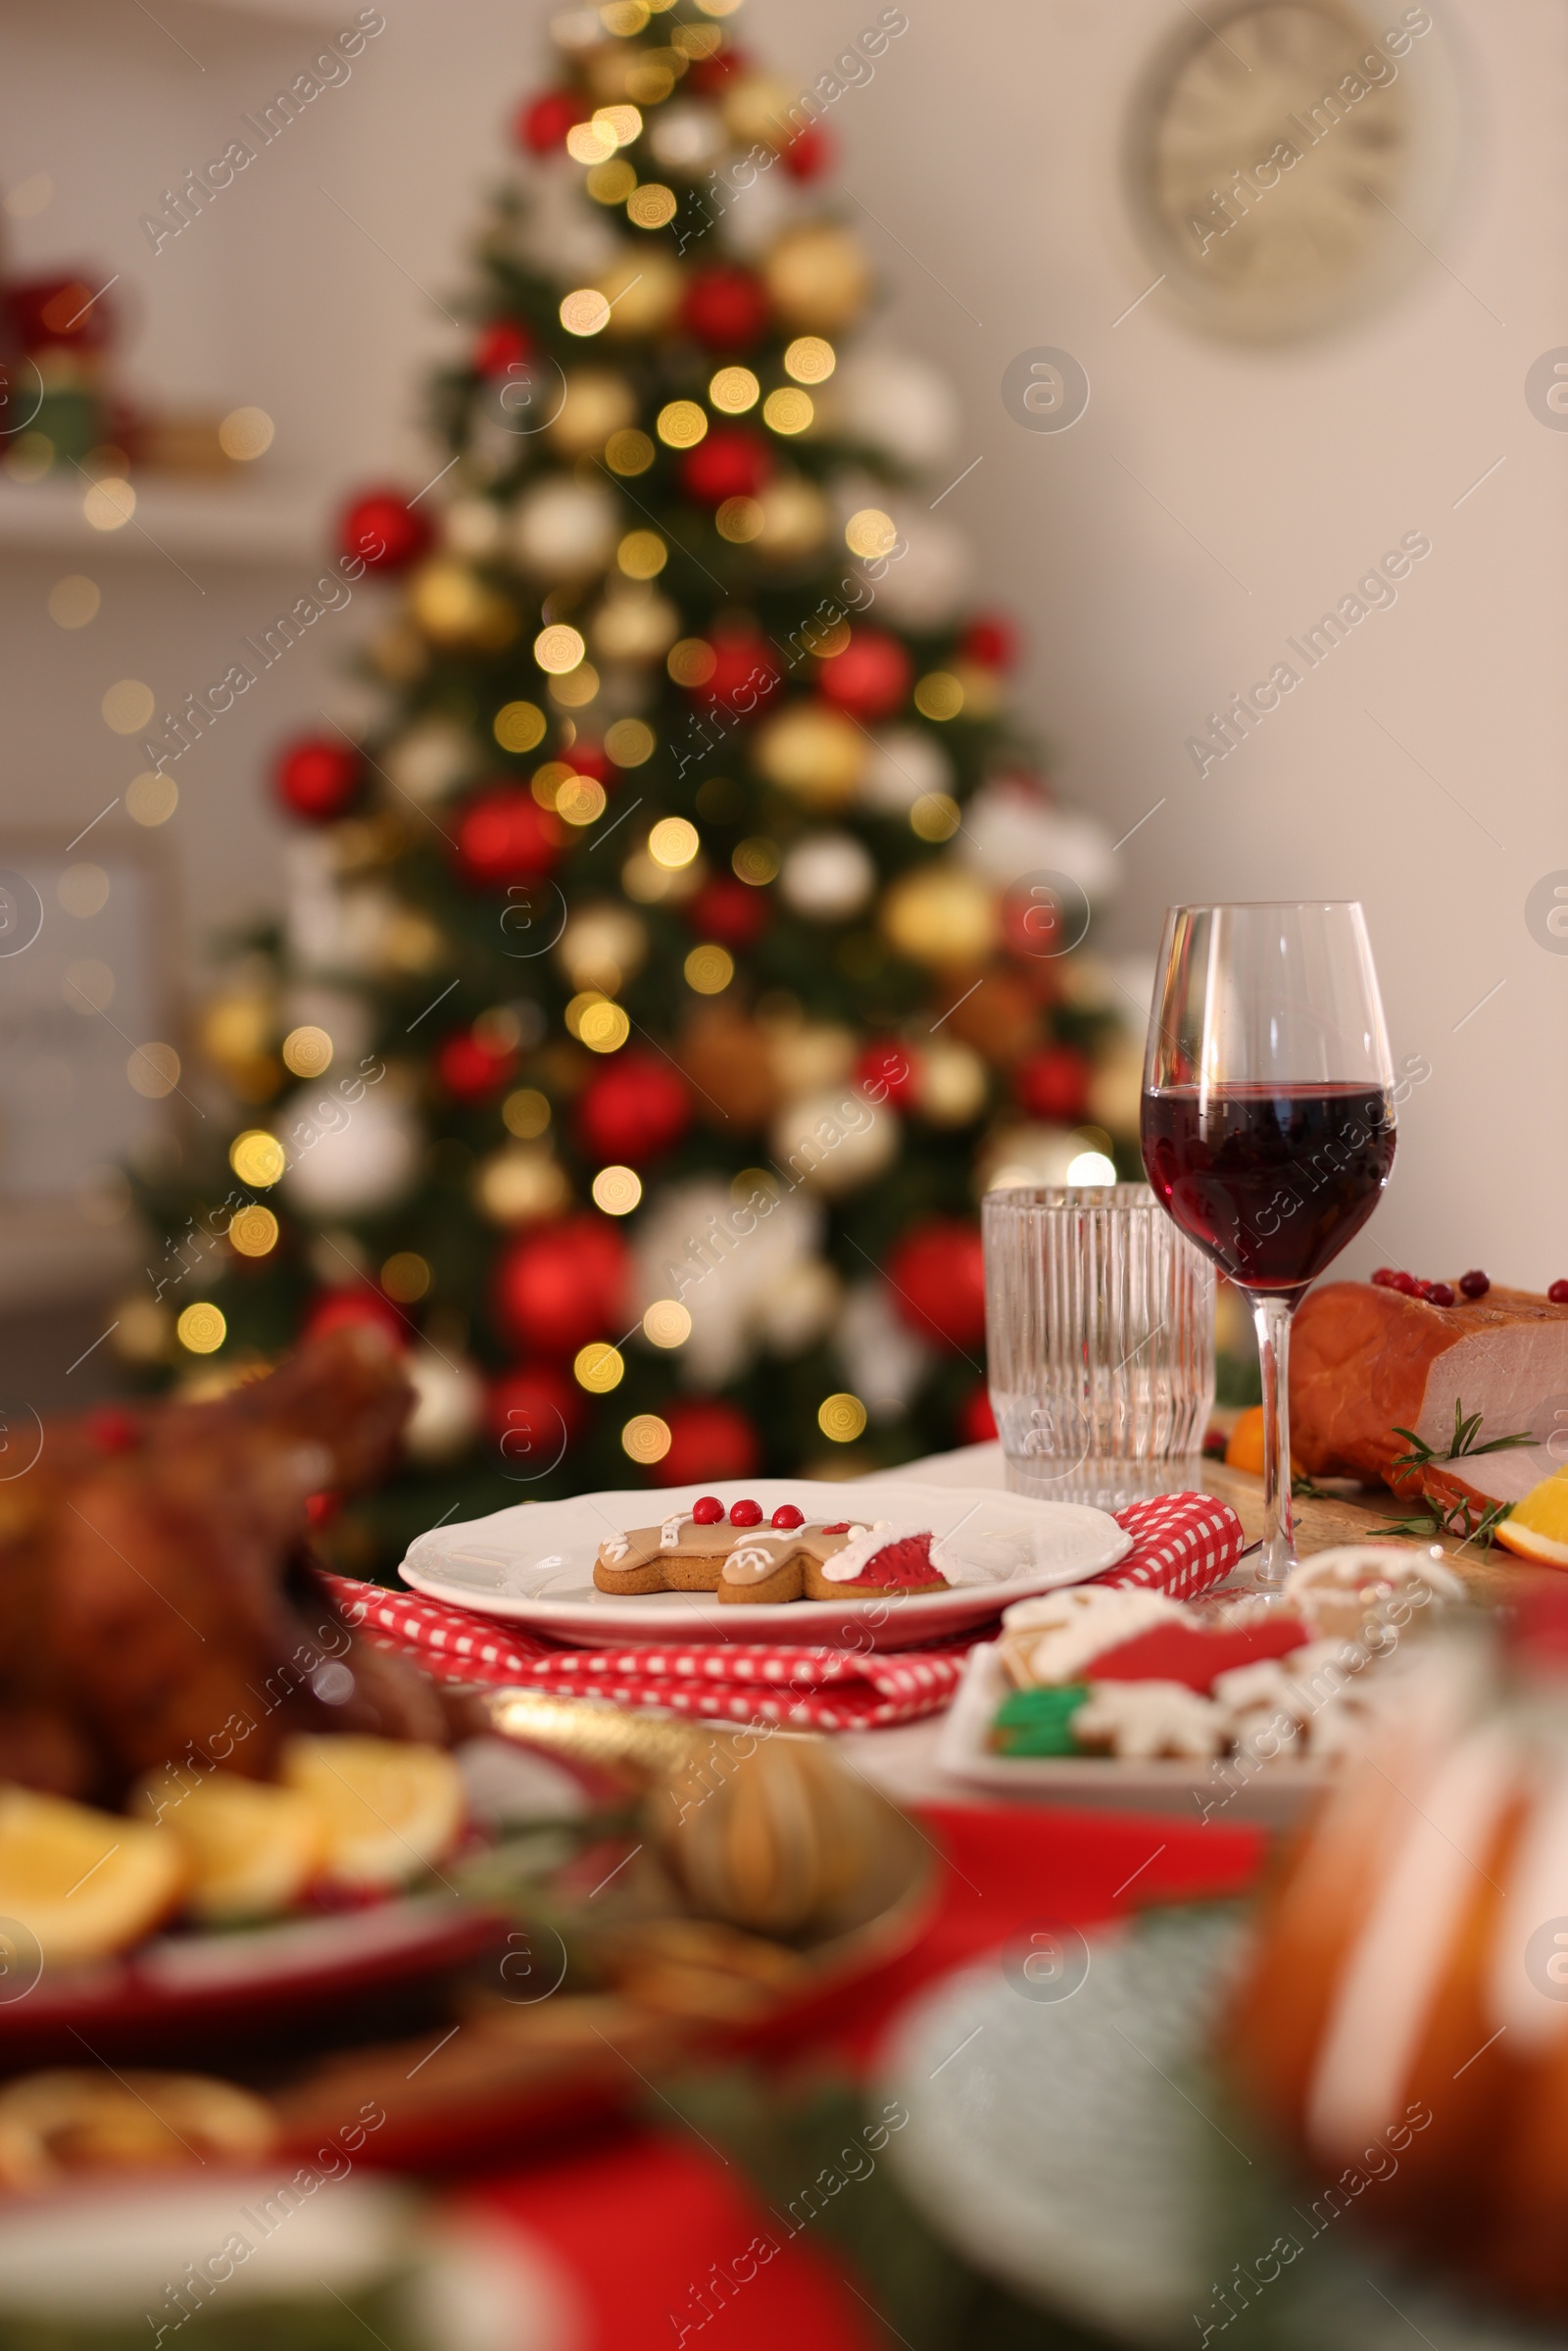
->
left=1290, top=1281, right=1568, bottom=1515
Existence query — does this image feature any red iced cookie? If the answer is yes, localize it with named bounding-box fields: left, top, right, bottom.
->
left=1085, top=1617, right=1313, bottom=1692
left=834, top=1532, right=945, bottom=1591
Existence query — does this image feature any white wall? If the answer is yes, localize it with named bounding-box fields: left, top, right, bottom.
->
left=1, top=0, right=1562, bottom=1309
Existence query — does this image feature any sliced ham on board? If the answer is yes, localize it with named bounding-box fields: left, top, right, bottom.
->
left=1289, top=1282, right=1568, bottom=1513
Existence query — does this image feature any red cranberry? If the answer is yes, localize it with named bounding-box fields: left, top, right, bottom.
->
left=1427, top=1283, right=1456, bottom=1307
left=1370, top=1268, right=1396, bottom=1288
left=1459, top=1270, right=1490, bottom=1298
left=1390, top=1272, right=1420, bottom=1295
left=728, top=1498, right=762, bottom=1526
left=770, top=1504, right=805, bottom=1529
left=1412, top=1280, right=1436, bottom=1301
left=1550, top=1281, right=1568, bottom=1306
left=690, top=1494, right=725, bottom=1525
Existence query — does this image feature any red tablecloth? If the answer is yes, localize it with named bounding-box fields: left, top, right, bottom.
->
left=452, top=1799, right=1265, bottom=2348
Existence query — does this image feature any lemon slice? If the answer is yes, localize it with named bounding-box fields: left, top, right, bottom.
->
left=0, top=1788, right=186, bottom=1968
left=1493, top=1467, right=1568, bottom=1565
left=131, top=1770, right=327, bottom=1923
left=280, top=1738, right=465, bottom=1889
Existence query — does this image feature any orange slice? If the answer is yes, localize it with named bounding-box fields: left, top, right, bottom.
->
left=131, top=1769, right=327, bottom=1923
left=1223, top=1404, right=1302, bottom=1479
left=280, top=1737, right=465, bottom=1889
left=1493, top=1467, right=1568, bottom=1565
left=0, top=1788, right=186, bottom=1967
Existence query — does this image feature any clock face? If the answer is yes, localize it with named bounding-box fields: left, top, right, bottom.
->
left=1125, top=1, right=1442, bottom=341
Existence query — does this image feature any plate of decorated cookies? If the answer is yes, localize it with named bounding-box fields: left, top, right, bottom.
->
left=399, top=1480, right=1132, bottom=1649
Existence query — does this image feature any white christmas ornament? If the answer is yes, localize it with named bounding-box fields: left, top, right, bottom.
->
left=648, top=101, right=728, bottom=174
left=404, top=1348, right=485, bottom=1464
left=870, top=502, right=971, bottom=630
left=770, top=1085, right=899, bottom=1198
left=959, top=777, right=1118, bottom=905
left=717, top=168, right=797, bottom=260
left=756, top=1257, right=842, bottom=1355
left=635, top=1177, right=822, bottom=1386
left=779, top=833, right=876, bottom=922
left=383, top=717, right=478, bottom=805
left=828, top=348, right=960, bottom=468
left=442, top=499, right=505, bottom=562
left=511, top=475, right=619, bottom=577
left=919, top=1039, right=988, bottom=1128
left=859, top=726, right=954, bottom=813
left=511, top=163, right=617, bottom=283
left=835, top=1281, right=932, bottom=1420
left=280, top=1084, right=420, bottom=1217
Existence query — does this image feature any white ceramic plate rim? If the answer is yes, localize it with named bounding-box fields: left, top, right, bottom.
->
left=399, top=1478, right=1132, bottom=1649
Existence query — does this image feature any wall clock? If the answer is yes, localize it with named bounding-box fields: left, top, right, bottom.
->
left=1123, top=1, right=1460, bottom=342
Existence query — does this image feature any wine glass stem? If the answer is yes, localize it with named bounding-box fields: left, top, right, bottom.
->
left=1250, top=1293, right=1297, bottom=1586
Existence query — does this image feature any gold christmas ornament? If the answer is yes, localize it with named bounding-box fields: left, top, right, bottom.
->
left=598, top=251, right=682, bottom=336
left=880, top=862, right=1000, bottom=970
left=441, top=498, right=504, bottom=560
left=766, top=1018, right=856, bottom=1100
left=549, top=368, right=638, bottom=456
left=591, top=586, right=679, bottom=663
left=556, top=902, right=649, bottom=994
left=770, top=1085, right=899, bottom=1196
left=752, top=474, right=830, bottom=562
left=410, top=561, right=516, bottom=651
left=201, top=993, right=270, bottom=1073
left=721, top=73, right=797, bottom=149
left=919, top=1038, right=989, bottom=1127
left=474, top=1145, right=570, bottom=1226
left=762, top=226, right=871, bottom=331
left=753, top=702, right=865, bottom=808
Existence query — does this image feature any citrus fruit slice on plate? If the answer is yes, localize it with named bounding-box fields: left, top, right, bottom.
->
left=132, top=1771, right=327, bottom=1924
left=1494, top=1466, right=1568, bottom=1565
left=0, top=1789, right=186, bottom=1967
left=281, top=1737, right=465, bottom=1888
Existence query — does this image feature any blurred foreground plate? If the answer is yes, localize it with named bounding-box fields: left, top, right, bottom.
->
left=400, top=1479, right=1129, bottom=1650
left=881, top=1909, right=1557, bottom=2350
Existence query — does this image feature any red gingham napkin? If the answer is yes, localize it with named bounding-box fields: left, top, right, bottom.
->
left=328, top=1492, right=1244, bottom=1733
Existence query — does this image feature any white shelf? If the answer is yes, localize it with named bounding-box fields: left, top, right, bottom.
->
left=0, top=477, right=326, bottom=565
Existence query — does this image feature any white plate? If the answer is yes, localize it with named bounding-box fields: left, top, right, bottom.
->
left=399, top=1478, right=1131, bottom=1650
left=935, top=1641, right=1332, bottom=1825
left=882, top=1911, right=1555, bottom=2350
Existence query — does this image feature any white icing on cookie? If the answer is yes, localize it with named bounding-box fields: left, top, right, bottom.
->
left=1002, top=1586, right=1188, bottom=1686
left=601, top=1537, right=630, bottom=1565
left=815, top=1522, right=918, bottom=1584
left=1073, top=1680, right=1228, bottom=1760
left=719, top=1537, right=798, bottom=1587
left=659, top=1514, right=687, bottom=1550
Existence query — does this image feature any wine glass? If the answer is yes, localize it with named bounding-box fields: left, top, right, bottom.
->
left=1141, top=903, right=1396, bottom=1594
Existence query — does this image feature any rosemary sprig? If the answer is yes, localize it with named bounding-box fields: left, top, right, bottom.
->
left=1374, top=1492, right=1514, bottom=1553
left=1390, top=1397, right=1537, bottom=1478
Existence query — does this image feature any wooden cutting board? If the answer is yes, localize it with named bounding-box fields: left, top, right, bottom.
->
left=1200, top=1458, right=1558, bottom=1611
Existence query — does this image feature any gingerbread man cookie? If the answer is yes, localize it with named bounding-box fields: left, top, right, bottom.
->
left=592, top=1497, right=950, bottom=1605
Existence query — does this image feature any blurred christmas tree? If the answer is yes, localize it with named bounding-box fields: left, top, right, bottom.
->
left=130, top=0, right=1145, bottom=1575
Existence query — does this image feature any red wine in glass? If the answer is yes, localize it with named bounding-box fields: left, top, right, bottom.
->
left=1141, top=904, right=1396, bottom=1593
left=1141, top=1082, right=1396, bottom=1300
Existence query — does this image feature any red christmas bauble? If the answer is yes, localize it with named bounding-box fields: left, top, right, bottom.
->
left=855, top=1040, right=919, bottom=1105
left=652, top=1397, right=760, bottom=1488
left=1001, top=872, right=1069, bottom=961
left=301, top=1289, right=408, bottom=1351
left=454, top=785, right=562, bottom=890
left=884, top=1218, right=986, bottom=1351
left=515, top=88, right=587, bottom=153
left=681, top=426, right=771, bottom=507
left=688, top=874, right=770, bottom=950
left=564, top=738, right=610, bottom=782
left=960, top=614, right=1021, bottom=672
left=487, top=1361, right=585, bottom=1468
left=436, top=1027, right=519, bottom=1102
left=958, top=1383, right=998, bottom=1445
left=576, top=1051, right=692, bottom=1164
left=688, top=48, right=746, bottom=94
left=818, top=629, right=913, bottom=722
left=475, top=320, right=532, bottom=378
left=272, top=737, right=362, bottom=824
left=337, top=486, right=432, bottom=575
left=1014, top=1044, right=1092, bottom=1125
left=695, top=633, right=780, bottom=711
left=494, top=1214, right=630, bottom=1357
left=782, top=123, right=832, bottom=180
left=682, top=265, right=769, bottom=350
